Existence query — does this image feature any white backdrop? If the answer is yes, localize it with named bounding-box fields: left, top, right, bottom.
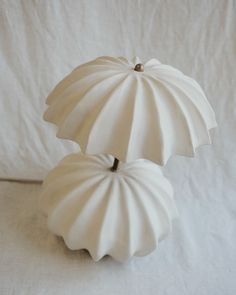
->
left=0, top=0, right=236, bottom=294
left=1, top=0, right=235, bottom=181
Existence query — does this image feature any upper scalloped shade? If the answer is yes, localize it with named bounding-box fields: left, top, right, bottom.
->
left=44, top=56, right=217, bottom=165
left=40, top=153, right=178, bottom=262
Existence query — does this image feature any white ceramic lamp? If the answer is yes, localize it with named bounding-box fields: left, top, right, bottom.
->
left=41, top=56, right=217, bottom=262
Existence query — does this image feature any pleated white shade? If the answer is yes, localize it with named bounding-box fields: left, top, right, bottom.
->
left=40, top=153, right=178, bottom=262
left=44, top=56, right=217, bottom=165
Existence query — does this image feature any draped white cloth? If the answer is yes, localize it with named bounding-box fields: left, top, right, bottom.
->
left=0, top=1, right=235, bottom=294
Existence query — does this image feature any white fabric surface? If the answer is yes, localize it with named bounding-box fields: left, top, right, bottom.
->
left=0, top=1, right=236, bottom=293
left=0, top=180, right=235, bottom=295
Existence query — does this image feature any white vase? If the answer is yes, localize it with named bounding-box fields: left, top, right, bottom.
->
left=40, top=153, right=178, bottom=262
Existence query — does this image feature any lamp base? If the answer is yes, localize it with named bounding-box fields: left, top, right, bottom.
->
left=40, top=153, right=178, bottom=262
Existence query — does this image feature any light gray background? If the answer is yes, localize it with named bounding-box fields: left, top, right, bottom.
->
left=0, top=0, right=235, bottom=294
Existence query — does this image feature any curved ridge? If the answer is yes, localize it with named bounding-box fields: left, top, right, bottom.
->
left=55, top=74, right=129, bottom=146
left=45, top=72, right=126, bottom=126
left=91, top=178, right=119, bottom=260
left=118, top=177, right=139, bottom=258
left=163, top=81, right=212, bottom=146
left=46, top=59, right=128, bottom=105
left=66, top=177, right=113, bottom=253
left=149, top=74, right=213, bottom=145
left=149, top=71, right=217, bottom=128
left=146, top=75, right=197, bottom=156
left=55, top=175, right=108, bottom=241
left=123, top=174, right=173, bottom=239
left=46, top=174, right=106, bottom=230
left=121, top=176, right=158, bottom=256
left=79, top=74, right=133, bottom=153
left=140, top=77, right=165, bottom=163
left=123, top=76, right=142, bottom=161
left=46, top=70, right=122, bottom=108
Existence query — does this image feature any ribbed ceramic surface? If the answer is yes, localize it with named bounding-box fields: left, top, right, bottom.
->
left=44, top=56, right=217, bottom=165
left=40, top=153, right=178, bottom=262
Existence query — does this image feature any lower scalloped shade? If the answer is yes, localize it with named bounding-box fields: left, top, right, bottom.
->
left=40, top=153, right=178, bottom=262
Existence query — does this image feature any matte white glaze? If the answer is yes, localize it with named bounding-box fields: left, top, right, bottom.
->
left=44, top=56, right=217, bottom=165
left=40, top=153, right=178, bottom=262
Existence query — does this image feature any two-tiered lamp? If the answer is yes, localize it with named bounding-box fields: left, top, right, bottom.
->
left=40, top=56, right=217, bottom=262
